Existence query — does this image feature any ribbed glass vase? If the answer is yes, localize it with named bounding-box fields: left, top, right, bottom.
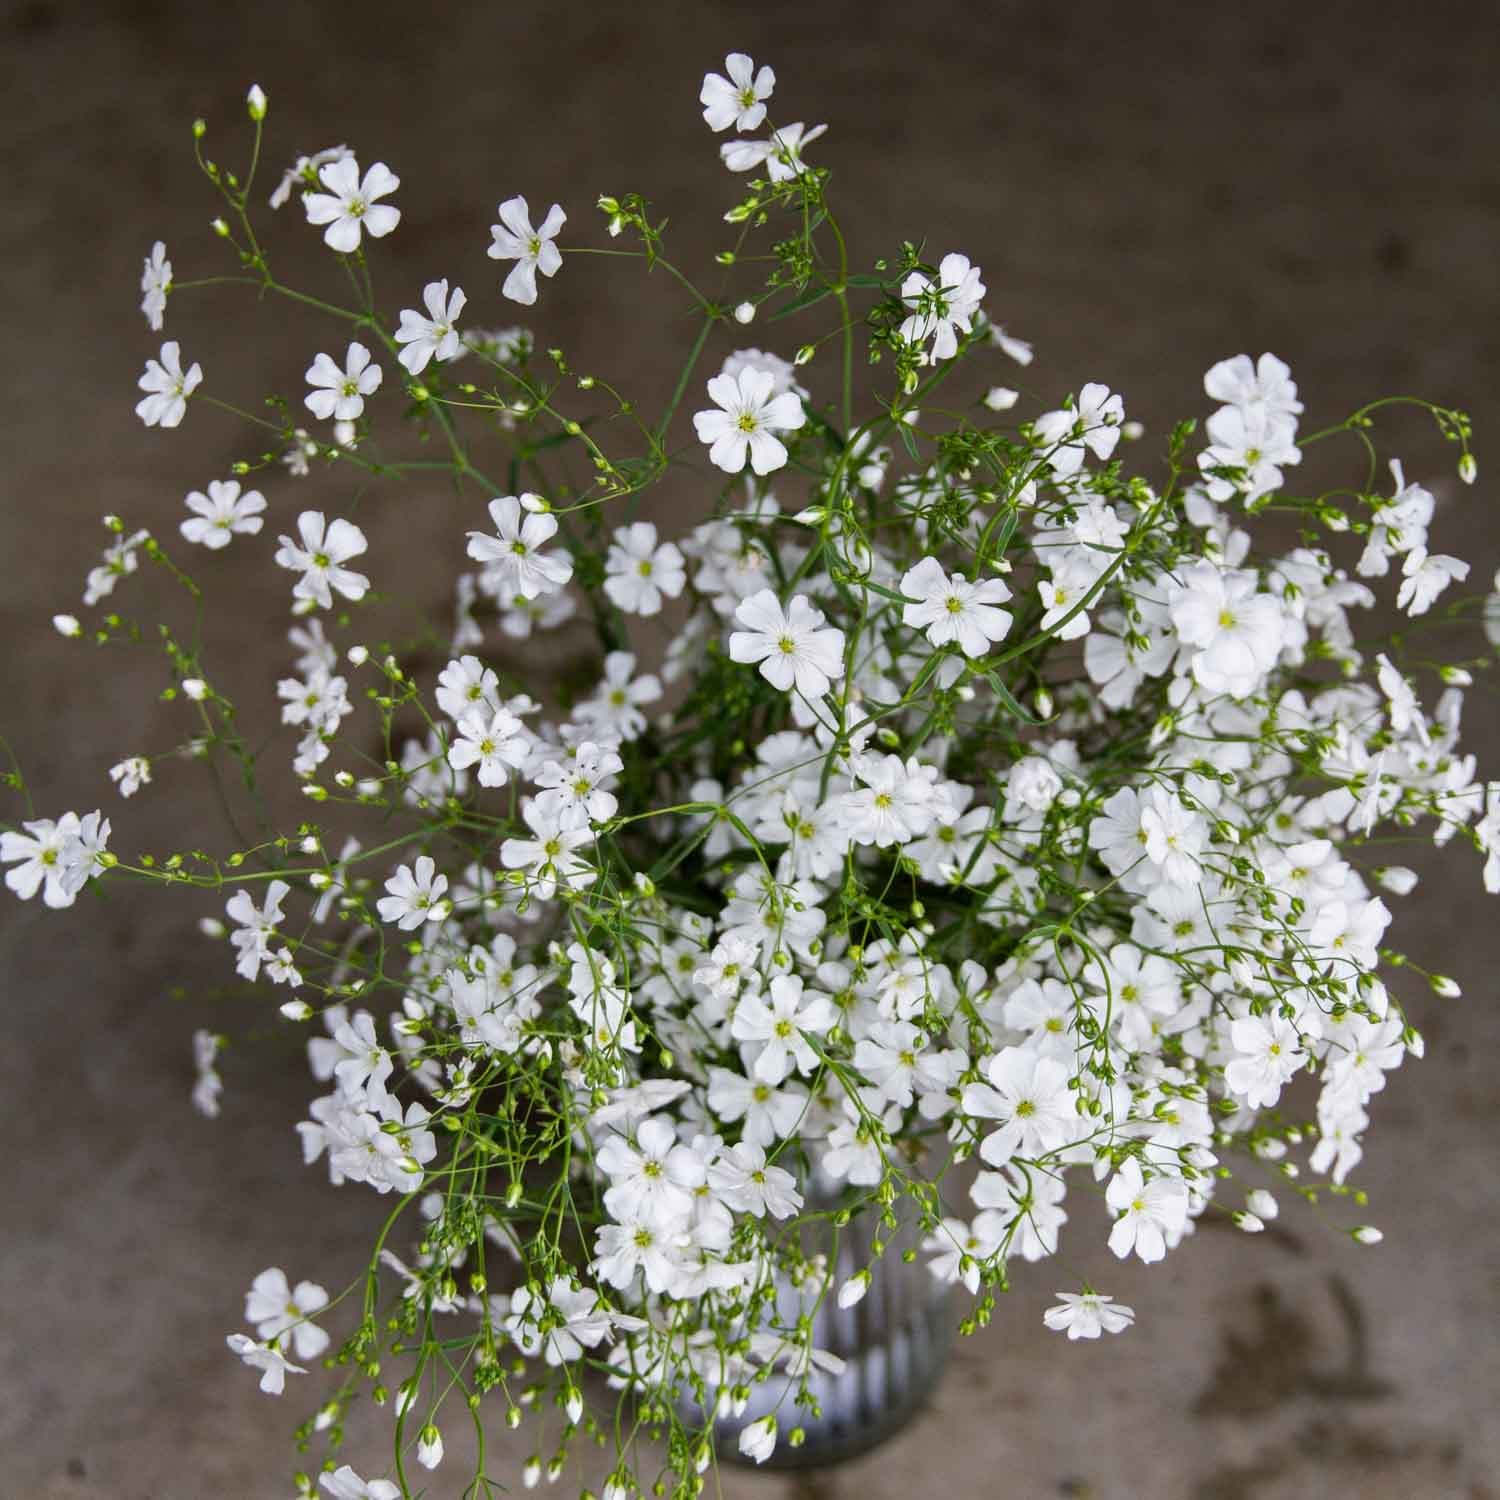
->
left=697, top=1169, right=954, bottom=1470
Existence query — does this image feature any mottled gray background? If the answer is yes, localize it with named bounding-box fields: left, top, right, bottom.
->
left=3, top=2, right=1498, bottom=1497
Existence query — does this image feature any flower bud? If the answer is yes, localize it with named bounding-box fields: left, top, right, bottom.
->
left=1431, top=974, right=1461, bottom=998
left=734, top=301, right=756, bottom=325
left=1245, top=1188, right=1279, bottom=1220
left=52, top=613, right=81, bottom=637
left=837, top=1269, right=871, bottom=1309
left=984, top=386, right=1018, bottom=412
left=1375, top=866, right=1419, bottom=895
left=246, top=84, right=268, bottom=121
left=1459, top=452, right=1478, bottom=485
left=211, top=217, right=230, bottom=238
left=279, top=1000, right=314, bottom=1021
left=1352, top=1225, right=1384, bottom=1245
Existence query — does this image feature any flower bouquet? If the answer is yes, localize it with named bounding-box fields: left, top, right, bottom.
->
left=6, top=54, right=1494, bottom=1500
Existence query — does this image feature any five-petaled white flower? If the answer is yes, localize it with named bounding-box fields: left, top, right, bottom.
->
left=488, top=196, right=565, bottom=306
left=721, top=122, right=828, bottom=182
left=899, top=252, right=986, bottom=362
left=135, top=341, right=202, bottom=428
left=140, top=240, right=171, bottom=331
left=900, top=555, right=1013, bottom=656
left=180, top=479, right=266, bottom=549
left=1033, top=382, right=1124, bottom=477
left=302, top=156, right=401, bottom=253
left=1043, top=1291, right=1136, bottom=1340
left=225, top=1333, right=305, bottom=1395
left=603, top=522, right=686, bottom=616
left=244, top=1266, right=330, bottom=1360
left=275, top=511, right=371, bottom=610
left=961, top=1046, right=1080, bottom=1167
left=447, top=705, right=528, bottom=788
left=377, top=856, right=451, bottom=930
left=700, top=52, right=775, bottom=132
left=394, top=279, right=467, bottom=375
left=305, top=342, right=382, bottom=422
left=466, top=495, right=574, bottom=600
left=319, top=1466, right=401, bottom=1500
left=1105, top=1157, right=1189, bottom=1263
left=730, top=973, right=837, bottom=1084
left=729, top=589, right=846, bottom=699
left=693, top=368, right=805, bottom=476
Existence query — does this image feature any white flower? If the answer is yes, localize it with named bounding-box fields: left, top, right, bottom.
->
left=140, top=240, right=171, bottom=331
left=500, top=800, right=596, bottom=900
left=737, top=1415, right=778, bottom=1465
left=1043, top=1291, right=1135, bottom=1340
left=225, top=878, right=289, bottom=981
left=447, top=706, right=528, bottom=787
left=466, top=495, right=574, bottom=601
left=899, top=252, right=986, bottom=362
left=319, top=1466, right=400, bottom=1500
left=1203, top=351, right=1302, bottom=419
left=730, top=973, right=836, bottom=1084
left=135, top=341, right=202, bottom=428
left=376, top=856, right=450, bottom=930
left=416, top=1426, right=444, bottom=1470
left=269, top=144, right=349, bottom=209
left=109, top=756, right=151, bottom=797
left=1033, top=382, right=1124, bottom=477
left=961, top=1046, right=1079, bottom=1168
left=533, top=742, right=623, bottom=828
left=1170, top=562, right=1285, bottom=698
left=180, top=479, right=266, bottom=549
left=1396, top=547, right=1468, bottom=617
left=707, top=1140, right=803, bottom=1218
left=275, top=512, right=371, bottom=610
left=302, top=157, right=401, bottom=253
left=721, top=122, right=827, bottom=182
left=2, top=813, right=102, bottom=909
left=700, top=52, right=775, bottom=132
left=225, top=1333, right=305, bottom=1395
left=244, top=1267, right=330, bottom=1360
left=729, top=589, right=845, bottom=699
left=900, top=555, right=1013, bottom=656
left=395, top=280, right=467, bottom=375
left=575, top=652, right=662, bottom=741
left=604, top=522, right=686, bottom=616
left=305, top=342, right=382, bottom=422
left=1105, top=1159, right=1188, bottom=1263
left=692, top=368, right=805, bottom=475
left=487, top=196, right=565, bottom=306
left=1225, top=1013, right=1306, bottom=1108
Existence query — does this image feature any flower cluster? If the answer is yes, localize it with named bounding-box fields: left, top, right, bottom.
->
left=7, top=59, right=1490, bottom=1500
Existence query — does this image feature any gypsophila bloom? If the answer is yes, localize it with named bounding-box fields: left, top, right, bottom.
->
left=394, top=279, right=467, bottom=375
left=721, top=122, right=827, bottom=182
left=319, top=1466, right=400, bottom=1500
left=1044, top=1292, right=1136, bottom=1340
left=179, top=479, right=266, bottom=549
left=245, top=1267, right=330, bottom=1359
left=14, top=66, right=1499, bottom=1500
left=140, top=240, right=171, bottom=330
left=488, top=196, right=565, bottom=306
left=226, top=1333, right=305, bottom=1395
left=275, top=511, right=370, bottom=610
left=302, top=156, right=401, bottom=252
left=305, top=342, right=382, bottom=422
left=135, top=340, right=201, bottom=428
left=377, top=856, right=451, bottom=929
left=467, top=495, right=574, bottom=600
left=109, top=756, right=151, bottom=797
left=693, top=368, right=805, bottom=476
left=603, top=522, right=686, bottom=616
left=900, top=555, right=1013, bottom=656
left=899, top=252, right=985, bottom=362
left=729, top=589, right=845, bottom=699
left=701, top=53, right=775, bottom=131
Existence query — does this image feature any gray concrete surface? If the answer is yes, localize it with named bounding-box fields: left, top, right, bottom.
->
left=3, top=2, right=1498, bottom=1496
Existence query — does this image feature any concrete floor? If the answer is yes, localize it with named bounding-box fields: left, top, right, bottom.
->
left=3, top=2, right=1499, bottom=1496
